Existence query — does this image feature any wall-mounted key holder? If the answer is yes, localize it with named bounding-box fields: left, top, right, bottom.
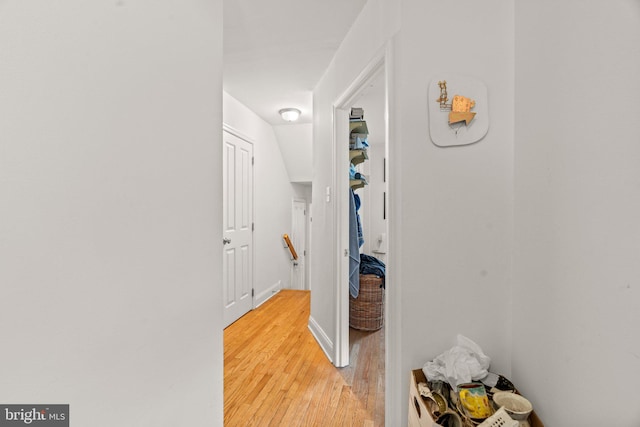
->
left=428, top=75, right=489, bottom=147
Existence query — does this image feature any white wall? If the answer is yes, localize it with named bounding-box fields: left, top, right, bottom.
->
left=223, top=92, right=297, bottom=300
left=396, top=1, right=515, bottom=425
left=0, top=1, right=223, bottom=426
left=273, top=123, right=313, bottom=183
left=514, top=2, right=640, bottom=425
left=314, top=1, right=640, bottom=426
left=313, top=0, right=512, bottom=424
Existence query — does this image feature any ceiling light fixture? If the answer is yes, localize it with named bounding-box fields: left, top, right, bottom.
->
left=279, top=108, right=301, bottom=122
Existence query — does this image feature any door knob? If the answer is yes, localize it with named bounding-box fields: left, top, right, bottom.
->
left=223, top=238, right=231, bottom=245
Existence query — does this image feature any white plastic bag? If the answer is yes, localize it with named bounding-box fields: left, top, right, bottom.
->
left=422, top=334, right=491, bottom=389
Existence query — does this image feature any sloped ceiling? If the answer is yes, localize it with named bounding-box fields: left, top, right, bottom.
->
left=223, top=0, right=368, bottom=125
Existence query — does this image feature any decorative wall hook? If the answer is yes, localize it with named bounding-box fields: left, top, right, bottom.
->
left=428, top=76, right=489, bottom=147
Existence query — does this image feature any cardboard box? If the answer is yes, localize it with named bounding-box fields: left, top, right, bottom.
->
left=409, top=369, right=544, bottom=427
left=408, top=369, right=436, bottom=427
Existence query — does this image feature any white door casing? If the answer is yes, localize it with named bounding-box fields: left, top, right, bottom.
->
left=223, top=129, right=254, bottom=328
left=327, top=43, right=398, bottom=426
left=332, top=48, right=387, bottom=369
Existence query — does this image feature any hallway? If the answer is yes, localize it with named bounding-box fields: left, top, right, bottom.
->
left=224, top=290, right=384, bottom=426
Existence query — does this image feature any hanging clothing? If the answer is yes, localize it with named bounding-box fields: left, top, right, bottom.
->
left=354, top=192, right=364, bottom=248
left=349, top=189, right=360, bottom=298
left=349, top=163, right=357, bottom=179
left=349, top=135, right=369, bottom=150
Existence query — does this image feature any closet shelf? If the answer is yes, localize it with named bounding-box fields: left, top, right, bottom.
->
left=350, top=177, right=368, bottom=190
left=349, top=120, right=369, bottom=135
left=349, top=149, right=368, bottom=166
left=349, top=112, right=368, bottom=190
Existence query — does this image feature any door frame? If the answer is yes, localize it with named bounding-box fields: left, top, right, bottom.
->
left=331, top=42, right=401, bottom=425
left=332, top=44, right=387, bottom=366
left=222, top=123, right=256, bottom=317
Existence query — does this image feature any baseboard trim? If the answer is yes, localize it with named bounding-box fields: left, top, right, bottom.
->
left=308, top=316, right=334, bottom=364
left=255, top=280, right=282, bottom=308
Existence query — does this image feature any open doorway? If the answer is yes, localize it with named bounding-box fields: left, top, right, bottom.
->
left=290, top=198, right=307, bottom=290
left=332, top=50, right=391, bottom=391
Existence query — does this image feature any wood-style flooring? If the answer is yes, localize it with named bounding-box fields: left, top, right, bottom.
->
left=224, top=290, right=385, bottom=426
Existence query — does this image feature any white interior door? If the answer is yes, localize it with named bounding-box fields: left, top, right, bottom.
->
left=223, top=130, right=254, bottom=328
left=291, top=199, right=307, bottom=290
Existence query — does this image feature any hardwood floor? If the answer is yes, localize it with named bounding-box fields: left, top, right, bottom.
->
left=224, top=290, right=385, bottom=426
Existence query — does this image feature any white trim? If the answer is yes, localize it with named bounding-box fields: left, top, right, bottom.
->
left=332, top=46, right=388, bottom=369
left=334, top=51, right=386, bottom=108
left=307, top=202, right=313, bottom=293
left=308, top=316, right=334, bottom=364
left=223, top=123, right=257, bottom=145
left=332, top=107, right=351, bottom=368
left=255, top=281, right=282, bottom=308
left=383, top=41, right=402, bottom=427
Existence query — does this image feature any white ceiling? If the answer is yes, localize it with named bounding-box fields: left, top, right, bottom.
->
left=223, top=0, right=368, bottom=125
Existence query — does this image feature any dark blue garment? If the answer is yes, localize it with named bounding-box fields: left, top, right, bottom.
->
left=349, top=189, right=360, bottom=298
left=359, top=254, right=386, bottom=288
left=354, top=193, right=364, bottom=248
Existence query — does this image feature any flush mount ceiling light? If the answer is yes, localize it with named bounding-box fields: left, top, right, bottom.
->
left=279, top=108, right=301, bottom=122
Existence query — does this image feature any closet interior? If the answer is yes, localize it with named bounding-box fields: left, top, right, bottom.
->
left=346, top=95, right=388, bottom=426
left=345, top=69, right=389, bottom=394
left=347, top=97, right=387, bottom=338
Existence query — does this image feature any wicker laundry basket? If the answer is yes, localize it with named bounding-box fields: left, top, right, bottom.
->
left=349, top=274, right=384, bottom=331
